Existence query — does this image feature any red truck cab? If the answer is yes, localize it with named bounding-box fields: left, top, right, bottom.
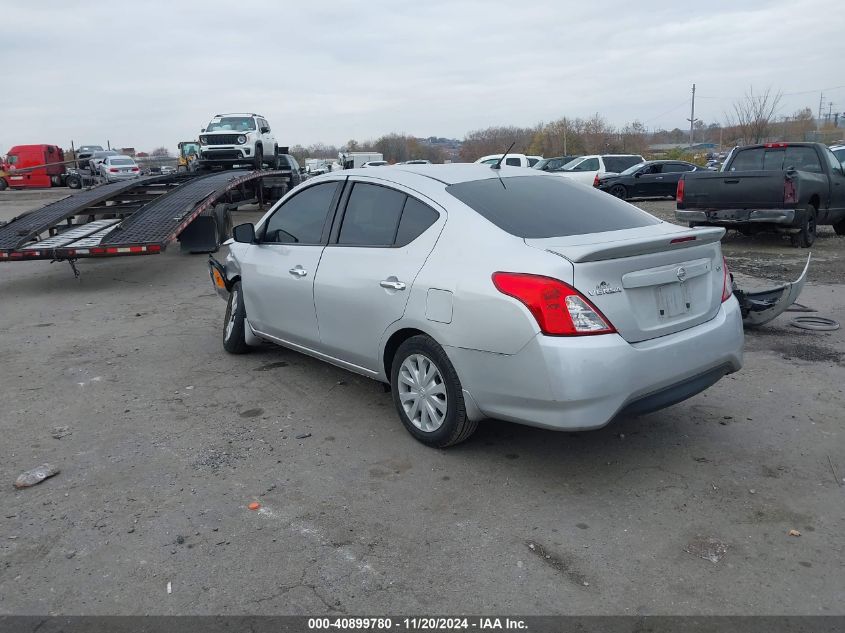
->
left=2, top=144, right=67, bottom=188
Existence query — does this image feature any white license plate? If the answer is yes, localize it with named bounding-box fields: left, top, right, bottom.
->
left=657, top=283, right=690, bottom=318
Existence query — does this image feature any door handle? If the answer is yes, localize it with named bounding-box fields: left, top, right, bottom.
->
left=380, top=280, right=406, bottom=290
left=289, top=267, right=307, bottom=277
left=655, top=176, right=664, bottom=180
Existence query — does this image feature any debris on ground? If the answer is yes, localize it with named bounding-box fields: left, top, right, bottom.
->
left=248, top=502, right=261, bottom=511
left=14, top=464, right=60, bottom=489
left=50, top=426, right=70, bottom=439
left=788, top=529, right=801, bottom=537
left=166, top=581, right=172, bottom=594
left=295, top=433, right=312, bottom=440
left=684, top=536, right=728, bottom=563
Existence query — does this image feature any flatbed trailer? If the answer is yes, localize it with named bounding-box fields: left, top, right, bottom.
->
left=0, top=169, right=289, bottom=266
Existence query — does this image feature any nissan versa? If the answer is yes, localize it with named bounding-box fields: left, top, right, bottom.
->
left=209, top=164, right=744, bottom=447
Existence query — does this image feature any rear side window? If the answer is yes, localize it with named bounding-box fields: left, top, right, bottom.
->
left=570, top=157, right=599, bottom=171
left=667, top=162, right=695, bottom=172
left=446, top=176, right=660, bottom=238
left=263, top=181, right=339, bottom=244
left=338, top=183, right=406, bottom=245
left=602, top=156, right=641, bottom=172
left=395, top=198, right=439, bottom=246
left=505, top=157, right=521, bottom=166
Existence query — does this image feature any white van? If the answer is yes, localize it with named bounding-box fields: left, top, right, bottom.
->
left=474, top=153, right=541, bottom=168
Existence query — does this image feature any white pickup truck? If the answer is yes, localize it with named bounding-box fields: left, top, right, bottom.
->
left=474, top=153, right=542, bottom=168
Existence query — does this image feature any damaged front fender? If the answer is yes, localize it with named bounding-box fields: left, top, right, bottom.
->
left=734, top=254, right=811, bottom=327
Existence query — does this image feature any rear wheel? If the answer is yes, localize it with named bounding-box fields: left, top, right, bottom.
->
left=223, top=281, right=250, bottom=354
left=833, top=218, right=845, bottom=236
left=609, top=184, right=627, bottom=199
left=390, top=335, right=477, bottom=447
left=791, top=206, right=817, bottom=248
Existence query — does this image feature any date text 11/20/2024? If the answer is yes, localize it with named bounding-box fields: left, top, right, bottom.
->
left=308, top=617, right=528, bottom=630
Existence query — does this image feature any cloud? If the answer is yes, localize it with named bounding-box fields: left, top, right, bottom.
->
left=1, top=0, right=842, bottom=155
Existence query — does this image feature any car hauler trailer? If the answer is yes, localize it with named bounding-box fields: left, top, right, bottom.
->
left=0, top=169, right=289, bottom=274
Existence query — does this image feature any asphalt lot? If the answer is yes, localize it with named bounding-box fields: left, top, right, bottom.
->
left=1, top=190, right=844, bottom=615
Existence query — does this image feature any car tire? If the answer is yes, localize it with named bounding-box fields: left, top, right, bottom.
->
left=609, top=184, right=627, bottom=199
left=791, top=206, right=817, bottom=248
left=223, top=281, right=250, bottom=354
left=253, top=145, right=263, bottom=171
left=0, top=178, right=7, bottom=191
left=390, top=335, right=477, bottom=448
left=269, top=147, right=280, bottom=170
left=833, top=218, right=845, bottom=236
left=66, top=175, right=81, bottom=189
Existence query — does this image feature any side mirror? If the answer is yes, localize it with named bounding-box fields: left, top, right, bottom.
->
left=299, top=167, right=306, bottom=174
left=201, top=128, right=206, bottom=133
left=260, top=127, right=270, bottom=134
left=232, top=223, right=256, bottom=244
left=634, top=172, right=642, bottom=178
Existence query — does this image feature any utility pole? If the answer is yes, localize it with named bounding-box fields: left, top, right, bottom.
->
left=688, top=83, right=696, bottom=147
left=563, top=117, right=567, bottom=155
left=818, top=92, right=824, bottom=129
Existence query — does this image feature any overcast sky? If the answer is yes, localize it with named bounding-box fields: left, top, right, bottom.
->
left=1, top=0, right=843, bottom=155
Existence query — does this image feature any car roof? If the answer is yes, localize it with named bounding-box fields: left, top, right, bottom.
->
left=329, top=163, right=547, bottom=186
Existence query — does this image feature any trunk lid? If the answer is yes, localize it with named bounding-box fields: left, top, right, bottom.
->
left=681, top=171, right=785, bottom=209
left=527, top=225, right=727, bottom=343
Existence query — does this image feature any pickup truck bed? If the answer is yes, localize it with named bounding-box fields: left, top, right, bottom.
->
left=676, top=142, right=845, bottom=247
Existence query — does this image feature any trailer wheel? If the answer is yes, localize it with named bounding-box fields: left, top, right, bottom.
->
left=66, top=175, right=81, bottom=189
left=223, top=281, right=250, bottom=354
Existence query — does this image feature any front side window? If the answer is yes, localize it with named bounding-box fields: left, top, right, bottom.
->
left=338, top=183, right=406, bottom=246
left=263, top=181, right=339, bottom=244
left=7, top=154, right=18, bottom=165
left=569, top=157, right=599, bottom=172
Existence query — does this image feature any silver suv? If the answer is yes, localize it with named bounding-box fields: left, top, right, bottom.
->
left=198, top=113, right=278, bottom=170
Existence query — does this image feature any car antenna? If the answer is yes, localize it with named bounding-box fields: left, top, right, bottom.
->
left=491, top=142, right=516, bottom=170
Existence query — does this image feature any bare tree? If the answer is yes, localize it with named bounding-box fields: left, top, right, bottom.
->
left=728, top=87, right=782, bottom=144
left=150, top=146, right=171, bottom=158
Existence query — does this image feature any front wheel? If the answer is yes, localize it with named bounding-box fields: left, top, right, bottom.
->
left=223, top=281, right=250, bottom=354
left=390, top=335, right=477, bottom=447
left=791, top=206, right=817, bottom=248
left=253, top=145, right=263, bottom=171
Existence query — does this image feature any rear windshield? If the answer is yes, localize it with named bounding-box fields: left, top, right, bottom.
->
left=110, top=158, right=134, bottom=166
left=603, top=156, right=643, bottom=173
left=728, top=146, right=822, bottom=173
left=446, top=176, right=660, bottom=238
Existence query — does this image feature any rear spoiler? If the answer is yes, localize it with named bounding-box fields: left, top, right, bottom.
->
left=543, top=227, right=725, bottom=263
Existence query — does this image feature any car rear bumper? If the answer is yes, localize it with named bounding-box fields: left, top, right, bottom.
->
left=676, top=208, right=797, bottom=225
left=445, top=296, right=744, bottom=430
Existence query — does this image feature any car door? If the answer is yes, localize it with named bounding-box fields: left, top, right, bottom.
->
left=313, top=180, right=443, bottom=371
left=238, top=180, right=343, bottom=348
left=633, top=163, right=663, bottom=197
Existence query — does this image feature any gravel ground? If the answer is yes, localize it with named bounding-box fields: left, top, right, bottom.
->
left=0, top=191, right=843, bottom=616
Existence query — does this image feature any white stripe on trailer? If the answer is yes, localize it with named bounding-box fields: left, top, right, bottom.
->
left=19, top=219, right=122, bottom=250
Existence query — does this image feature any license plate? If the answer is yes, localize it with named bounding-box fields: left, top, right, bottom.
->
left=657, top=283, right=690, bottom=318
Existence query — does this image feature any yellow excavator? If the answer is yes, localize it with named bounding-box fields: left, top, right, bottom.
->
left=177, top=141, right=200, bottom=172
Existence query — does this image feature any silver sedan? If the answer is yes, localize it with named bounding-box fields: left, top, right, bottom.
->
left=210, top=164, right=743, bottom=447
left=98, top=155, right=141, bottom=182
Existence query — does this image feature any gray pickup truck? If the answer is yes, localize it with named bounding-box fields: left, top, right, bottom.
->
left=676, top=142, right=845, bottom=247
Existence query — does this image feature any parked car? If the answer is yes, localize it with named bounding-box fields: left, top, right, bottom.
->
left=362, top=160, right=389, bottom=167
left=76, top=145, right=104, bottom=165
left=209, top=164, right=743, bottom=448
left=533, top=155, right=581, bottom=172
left=474, top=153, right=538, bottom=168
left=676, top=142, right=845, bottom=247
left=98, top=155, right=141, bottom=182
left=553, top=154, right=645, bottom=185
left=398, top=159, right=432, bottom=165
left=277, top=153, right=306, bottom=188
left=527, top=155, right=543, bottom=167
left=198, top=113, right=278, bottom=170
left=88, top=150, right=119, bottom=172
left=595, top=160, right=706, bottom=200
left=160, top=165, right=177, bottom=175
left=831, top=145, right=845, bottom=165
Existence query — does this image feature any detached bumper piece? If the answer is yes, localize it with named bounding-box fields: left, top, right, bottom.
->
left=734, top=254, right=811, bottom=327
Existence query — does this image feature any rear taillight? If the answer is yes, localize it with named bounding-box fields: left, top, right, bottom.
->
left=131, top=167, right=140, bottom=172
left=721, top=256, right=732, bottom=302
left=108, top=168, right=119, bottom=172
left=492, top=272, right=616, bottom=336
left=784, top=177, right=797, bottom=204
left=593, top=174, right=600, bottom=187
left=676, top=177, right=685, bottom=204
